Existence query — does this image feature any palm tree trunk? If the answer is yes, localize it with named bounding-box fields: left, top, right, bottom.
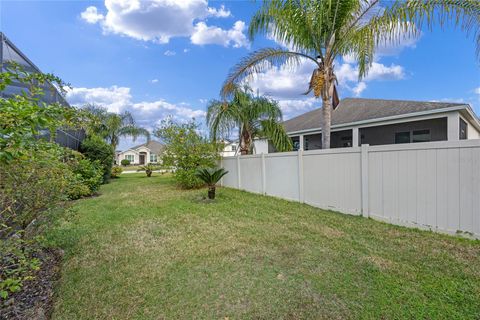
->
left=240, top=127, right=251, bottom=155
left=208, top=186, right=216, bottom=199
left=321, top=98, right=332, bottom=149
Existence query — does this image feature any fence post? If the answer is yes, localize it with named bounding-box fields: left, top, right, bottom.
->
left=261, top=153, right=266, bottom=195
left=236, top=155, right=241, bottom=189
left=298, top=149, right=304, bottom=203
left=361, top=144, right=369, bottom=217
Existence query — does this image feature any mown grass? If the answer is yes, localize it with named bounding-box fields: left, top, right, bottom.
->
left=46, top=174, right=480, bottom=319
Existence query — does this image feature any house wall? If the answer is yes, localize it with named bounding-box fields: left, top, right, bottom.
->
left=221, top=139, right=480, bottom=239
left=119, top=150, right=137, bottom=164
left=461, top=115, right=480, bottom=139
left=359, top=117, right=448, bottom=145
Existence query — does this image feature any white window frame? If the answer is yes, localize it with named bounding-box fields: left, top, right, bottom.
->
left=125, top=154, right=135, bottom=162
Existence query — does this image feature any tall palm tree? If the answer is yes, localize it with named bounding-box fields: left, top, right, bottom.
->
left=221, top=0, right=480, bottom=149
left=207, top=85, right=292, bottom=155
left=82, top=104, right=150, bottom=150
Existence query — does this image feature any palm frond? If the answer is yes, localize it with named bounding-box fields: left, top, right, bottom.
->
left=221, top=48, right=318, bottom=99
left=195, top=167, right=229, bottom=186
left=260, top=119, right=293, bottom=153
left=118, top=126, right=151, bottom=142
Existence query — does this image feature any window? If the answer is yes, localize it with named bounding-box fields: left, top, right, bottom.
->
left=412, top=129, right=431, bottom=143
left=395, top=131, right=410, bottom=144
left=460, top=119, right=468, bottom=140
left=150, top=153, right=157, bottom=163
left=125, top=155, right=134, bottom=162
left=231, top=145, right=237, bottom=151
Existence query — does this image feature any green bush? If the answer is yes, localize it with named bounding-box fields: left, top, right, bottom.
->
left=64, top=150, right=103, bottom=199
left=154, top=119, right=220, bottom=189
left=80, top=136, right=114, bottom=183
left=111, top=166, right=123, bottom=178
left=120, top=159, right=130, bottom=166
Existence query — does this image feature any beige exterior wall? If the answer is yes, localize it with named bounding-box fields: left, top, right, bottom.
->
left=117, top=146, right=161, bottom=165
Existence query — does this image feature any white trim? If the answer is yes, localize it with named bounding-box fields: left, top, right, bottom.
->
left=287, top=106, right=469, bottom=135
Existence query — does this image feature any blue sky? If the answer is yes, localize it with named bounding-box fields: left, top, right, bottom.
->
left=2, top=0, right=479, bottom=150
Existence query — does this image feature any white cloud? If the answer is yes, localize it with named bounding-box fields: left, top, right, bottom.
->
left=352, top=82, right=367, bottom=97
left=80, top=6, right=104, bottom=24
left=150, top=79, right=159, bottom=84
left=81, top=0, right=247, bottom=48
left=183, top=48, right=190, bottom=53
left=475, top=87, right=480, bottom=95
left=191, top=21, right=249, bottom=48
left=65, top=85, right=205, bottom=132
left=207, top=4, right=231, bottom=18
left=246, top=55, right=406, bottom=119
left=65, top=85, right=131, bottom=113
left=164, top=50, right=176, bottom=56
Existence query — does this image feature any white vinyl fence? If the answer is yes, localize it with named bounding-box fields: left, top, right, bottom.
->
left=220, top=140, right=480, bottom=238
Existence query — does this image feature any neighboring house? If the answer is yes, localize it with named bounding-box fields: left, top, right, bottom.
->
left=220, top=140, right=239, bottom=157
left=117, top=140, right=165, bottom=165
left=283, top=98, right=480, bottom=150
left=0, top=32, right=85, bottom=150
left=220, top=139, right=270, bottom=156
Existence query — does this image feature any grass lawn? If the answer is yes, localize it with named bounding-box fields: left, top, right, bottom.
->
left=46, top=174, right=480, bottom=319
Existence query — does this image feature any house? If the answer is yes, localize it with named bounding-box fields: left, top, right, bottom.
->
left=220, top=140, right=239, bottom=157
left=283, top=98, right=480, bottom=150
left=220, top=138, right=270, bottom=156
left=0, top=32, right=85, bottom=150
left=116, top=140, right=165, bottom=165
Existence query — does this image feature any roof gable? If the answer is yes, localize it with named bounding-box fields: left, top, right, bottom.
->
left=127, top=140, right=165, bottom=154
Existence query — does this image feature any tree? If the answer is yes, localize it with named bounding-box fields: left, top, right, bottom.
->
left=221, top=0, right=480, bottom=149
left=81, top=105, right=150, bottom=151
left=155, top=119, right=221, bottom=189
left=195, top=167, right=229, bottom=200
left=207, top=85, right=292, bottom=154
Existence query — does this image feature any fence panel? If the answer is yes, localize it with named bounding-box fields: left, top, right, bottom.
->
left=303, top=149, right=362, bottom=215
left=221, top=157, right=238, bottom=188
left=264, top=153, right=299, bottom=201
left=239, top=155, right=263, bottom=194
left=221, top=140, right=480, bottom=238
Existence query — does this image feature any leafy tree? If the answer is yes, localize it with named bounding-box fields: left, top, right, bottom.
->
left=207, top=85, right=292, bottom=154
left=195, top=167, right=229, bottom=199
left=0, top=64, right=74, bottom=162
left=154, top=119, right=221, bottom=189
left=81, top=105, right=150, bottom=151
left=221, top=0, right=480, bottom=149
left=80, top=136, right=115, bottom=183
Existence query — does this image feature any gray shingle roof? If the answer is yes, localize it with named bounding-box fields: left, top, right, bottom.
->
left=130, top=140, right=165, bottom=154
left=283, top=98, right=467, bottom=133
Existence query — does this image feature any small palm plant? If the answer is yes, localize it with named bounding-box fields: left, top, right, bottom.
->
left=195, top=167, right=229, bottom=200
left=137, top=163, right=157, bottom=177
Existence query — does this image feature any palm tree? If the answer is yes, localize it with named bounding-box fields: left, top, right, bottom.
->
left=207, top=85, right=292, bottom=154
left=196, top=167, right=229, bottom=199
left=221, top=0, right=480, bottom=149
left=82, top=104, right=150, bottom=151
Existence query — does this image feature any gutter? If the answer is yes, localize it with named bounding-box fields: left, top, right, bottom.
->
left=286, top=105, right=473, bottom=135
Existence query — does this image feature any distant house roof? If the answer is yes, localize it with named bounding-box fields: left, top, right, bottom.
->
left=283, top=98, right=470, bottom=133
left=128, top=140, right=165, bottom=154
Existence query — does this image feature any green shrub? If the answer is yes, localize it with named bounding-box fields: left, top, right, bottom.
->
left=120, top=159, right=130, bottom=166
left=80, top=136, right=114, bottom=183
left=111, top=166, right=123, bottom=178
left=64, top=150, right=103, bottom=199
left=154, top=119, right=220, bottom=189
